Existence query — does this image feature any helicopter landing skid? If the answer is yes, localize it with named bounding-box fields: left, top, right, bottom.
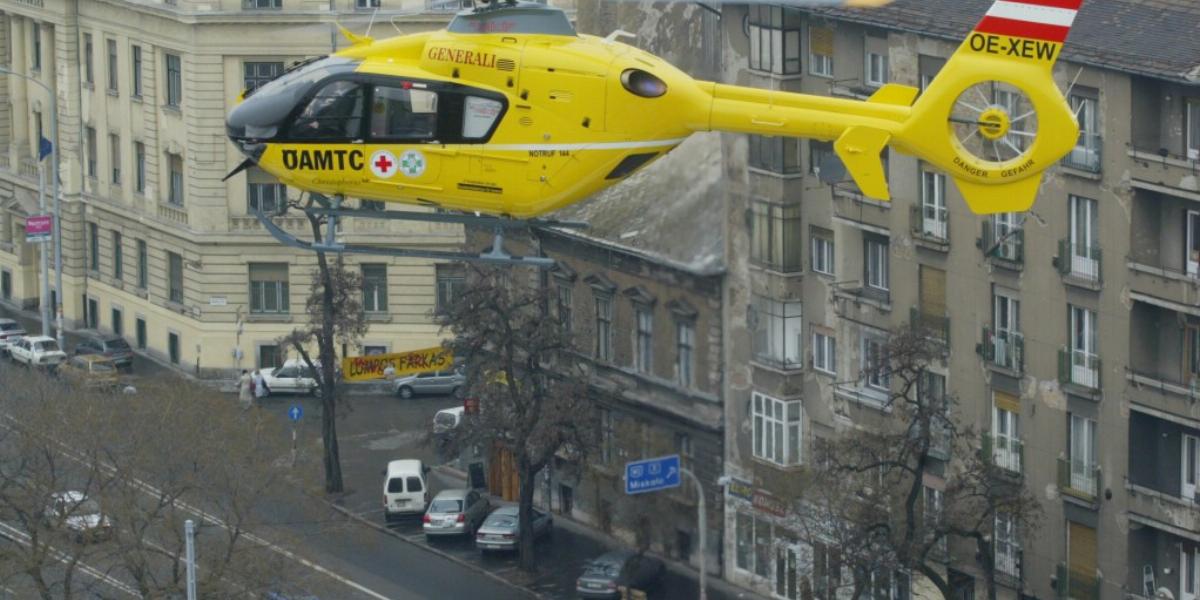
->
left=251, top=201, right=586, bottom=268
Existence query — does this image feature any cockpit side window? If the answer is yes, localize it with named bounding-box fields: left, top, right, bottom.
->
left=370, top=86, right=439, bottom=141
left=462, top=96, right=503, bottom=139
left=288, top=80, right=365, bottom=140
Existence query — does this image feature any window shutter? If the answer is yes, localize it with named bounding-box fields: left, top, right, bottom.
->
left=919, top=265, right=947, bottom=317
left=994, top=390, right=1020, bottom=414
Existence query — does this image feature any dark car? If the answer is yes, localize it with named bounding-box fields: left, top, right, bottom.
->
left=72, top=330, right=135, bottom=369
left=575, top=550, right=664, bottom=599
left=0, top=318, right=26, bottom=356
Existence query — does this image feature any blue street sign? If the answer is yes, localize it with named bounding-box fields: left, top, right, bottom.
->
left=288, top=405, right=303, bottom=422
left=624, top=454, right=681, bottom=495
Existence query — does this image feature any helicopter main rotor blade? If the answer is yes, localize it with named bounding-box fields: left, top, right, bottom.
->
left=601, top=0, right=891, bottom=5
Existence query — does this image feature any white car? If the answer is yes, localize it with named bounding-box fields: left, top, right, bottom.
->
left=260, top=359, right=319, bottom=396
left=9, top=335, right=67, bottom=368
left=45, top=491, right=112, bottom=542
left=0, top=318, right=26, bottom=356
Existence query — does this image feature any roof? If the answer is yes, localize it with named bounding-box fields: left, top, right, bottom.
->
left=804, top=0, right=1200, bottom=84
left=548, top=131, right=726, bottom=276
left=386, top=459, right=423, bottom=474
left=432, top=488, right=470, bottom=499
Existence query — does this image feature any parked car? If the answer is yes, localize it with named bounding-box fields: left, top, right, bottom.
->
left=394, top=369, right=464, bottom=399
left=422, top=488, right=490, bottom=539
left=433, top=406, right=464, bottom=435
left=10, top=335, right=67, bottom=368
left=58, top=354, right=121, bottom=390
left=261, top=359, right=319, bottom=396
left=575, top=550, right=665, bottom=599
left=0, top=318, right=27, bottom=356
left=383, top=459, right=429, bottom=521
left=45, top=491, right=112, bottom=543
left=72, top=329, right=135, bottom=369
left=475, top=505, right=553, bottom=552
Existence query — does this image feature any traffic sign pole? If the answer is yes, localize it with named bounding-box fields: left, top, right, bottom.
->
left=288, top=405, right=303, bottom=467
left=624, top=456, right=705, bottom=600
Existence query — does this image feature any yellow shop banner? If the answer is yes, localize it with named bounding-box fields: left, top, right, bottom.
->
left=341, top=347, right=453, bottom=382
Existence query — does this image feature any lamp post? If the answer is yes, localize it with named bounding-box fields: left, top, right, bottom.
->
left=0, top=66, right=64, bottom=347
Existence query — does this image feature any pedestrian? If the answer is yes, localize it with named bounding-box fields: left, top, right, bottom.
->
left=253, top=368, right=270, bottom=399
left=237, top=369, right=253, bottom=407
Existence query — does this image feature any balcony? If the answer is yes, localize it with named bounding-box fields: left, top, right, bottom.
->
left=1055, top=240, right=1102, bottom=289
left=995, top=548, right=1023, bottom=589
left=981, top=433, right=1024, bottom=475
left=1057, top=457, right=1102, bottom=505
left=1058, top=347, right=1101, bottom=392
left=980, top=327, right=1024, bottom=373
left=1055, top=563, right=1102, bottom=600
left=1062, top=134, right=1103, bottom=174
left=910, top=307, right=949, bottom=346
left=979, top=222, right=1023, bottom=268
left=909, top=206, right=949, bottom=251
left=1127, top=146, right=1200, bottom=197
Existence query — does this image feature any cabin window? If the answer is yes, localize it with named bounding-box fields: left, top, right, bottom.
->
left=462, top=96, right=502, bottom=139
left=370, top=86, right=439, bottom=140
left=289, top=80, right=364, bottom=139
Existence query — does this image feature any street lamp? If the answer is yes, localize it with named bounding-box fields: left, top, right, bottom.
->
left=0, top=66, right=64, bottom=347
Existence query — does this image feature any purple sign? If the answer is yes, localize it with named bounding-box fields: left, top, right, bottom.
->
left=25, top=215, right=52, bottom=243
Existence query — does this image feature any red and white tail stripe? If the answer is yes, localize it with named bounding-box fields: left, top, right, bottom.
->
left=975, top=0, right=1083, bottom=43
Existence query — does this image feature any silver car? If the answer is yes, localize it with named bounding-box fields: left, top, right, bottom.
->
left=394, top=369, right=465, bottom=399
left=422, top=488, right=489, bottom=539
left=474, top=505, right=553, bottom=552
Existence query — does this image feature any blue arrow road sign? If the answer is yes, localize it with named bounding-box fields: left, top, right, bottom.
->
left=624, top=454, right=681, bottom=495
left=288, top=405, right=303, bottom=422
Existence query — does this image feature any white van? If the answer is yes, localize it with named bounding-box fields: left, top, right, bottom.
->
left=383, top=459, right=429, bottom=521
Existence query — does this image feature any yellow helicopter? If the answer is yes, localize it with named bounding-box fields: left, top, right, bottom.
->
left=226, top=0, right=1084, bottom=265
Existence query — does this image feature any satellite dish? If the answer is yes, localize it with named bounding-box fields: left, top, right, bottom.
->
left=817, top=153, right=848, bottom=186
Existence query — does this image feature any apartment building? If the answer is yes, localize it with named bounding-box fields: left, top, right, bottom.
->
left=0, top=0, right=463, bottom=376
left=713, top=2, right=1200, bottom=600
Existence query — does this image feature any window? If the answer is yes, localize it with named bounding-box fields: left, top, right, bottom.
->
left=85, top=127, right=97, bottom=178
left=1067, top=90, right=1100, bottom=171
left=167, top=252, right=184, bottom=304
left=134, top=142, right=146, bottom=193
left=994, top=512, right=1020, bottom=578
left=1068, top=195, right=1099, bottom=280
left=595, top=294, right=613, bottom=361
left=1183, top=434, right=1198, bottom=500
left=106, top=39, right=118, bottom=93
left=136, top=239, right=148, bottom=289
left=111, top=231, right=123, bottom=281
left=1187, top=99, right=1200, bottom=161
left=462, top=96, right=503, bottom=139
left=258, top=344, right=282, bottom=370
left=812, top=331, right=836, bottom=375
left=31, top=22, right=40, bottom=71
left=357, top=0, right=382, bottom=7
left=83, top=33, right=94, bottom=85
left=861, top=332, right=890, bottom=391
left=750, top=200, right=802, bottom=272
left=865, top=47, right=888, bottom=87
left=88, top=223, right=100, bottom=272
left=923, top=486, right=945, bottom=550
left=920, top=170, right=947, bottom=240
left=918, top=55, right=944, bottom=93
left=556, top=283, right=573, bottom=332
left=244, top=0, right=282, bottom=8
left=168, top=332, right=180, bottom=365
left=1069, top=305, right=1098, bottom=388
left=165, top=53, right=182, bottom=108
left=675, top=432, right=693, bottom=471
left=1182, top=546, right=1199, bottom=600
left=248, top=182, right=286, bottom=214
left=752, top=391, right=802, bottom=466
left=1186, top=210, right=1199, bottom=277
left=131, top=45, right=142, bottom=97
left=811, top=231, right=833, bottom=275
left=809, top=26, right=833, bottom=77
left=289, top=80, right=365, bottom=139
left=111, top=308, right=123, bottom=336
left=600, top=408, right=614, bottom=463
left=243, top=61, right=283, bottom=94
left=991, top=212, right=1021, bottom=261
left=135, top=317, right=146, bottom=349
left=1069, top=413, right=1098, bottom=496
left=746, top=5, right=801, bottom=75
left=435, top=264, right=465, bottom=313
left=865, top=236, right=889, bottom=293
left=370, top=86, right=438, bottom=140
left=109, top=134, right=121, bottom=185
left=809, top=140, right=835, bottom=176
left=634, top=305, right=653, bottom=374
left=1187, top=324, right=1200, bottom=383
left=357, top=264, right=388, bottom=313
left=991, top=291, right=1021, bottom=369
left=992, top=392, right=1021, bottom=473
left=249, top=263, right=289, bottom=314
left=676, top=320, right=694, bottom=387
left=748, top=136, right=803, bottom=174
left=750, top=295, right=802, bottom=369
left=168, top=153, right=184, bottom=206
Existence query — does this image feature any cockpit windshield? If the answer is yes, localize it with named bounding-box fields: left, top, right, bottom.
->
left=228, top=57, right=359, bottom=141
left=448, top=5, right=576, bottom=36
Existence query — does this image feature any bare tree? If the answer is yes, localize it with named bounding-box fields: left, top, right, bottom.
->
left=441, top=264, right=598, bottom=571
left=800, top=327, right=1041, bottom=600
left=278, top=195, right=369, bottom=494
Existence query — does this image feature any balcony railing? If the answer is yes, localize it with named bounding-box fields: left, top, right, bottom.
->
left=995, top=547, right=1023, bottom=586
left=910, top=307, right=950, bottom=345
left=1063, top=135, right=1103, bottom=172
left=982, top=433, right=1024, bottom=474
left=981, top=327, right=1024, bottom=372
left=1056, top=563, right=1103, bottom=600
left=1057, top=457, right=1102, bottom=503
left=1058, top=347, right=1101, bottom=390
left=910, top=205, right=949, bottom=246
left=1056, top=239, right=1102, bottom=283
left=980, top=222, right=1024, bottom=265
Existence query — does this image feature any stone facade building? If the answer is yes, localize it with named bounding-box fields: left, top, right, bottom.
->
left=0, top=0, right=461, bottom=376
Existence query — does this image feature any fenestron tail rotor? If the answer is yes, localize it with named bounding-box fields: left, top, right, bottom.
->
left=949, top=81, right=1039, bottom=167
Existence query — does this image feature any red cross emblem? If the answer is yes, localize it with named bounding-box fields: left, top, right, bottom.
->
left=374, top=155, right=393, bottom=173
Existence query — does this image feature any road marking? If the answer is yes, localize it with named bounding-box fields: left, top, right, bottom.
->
left=0, top=521, right=142, bottom=598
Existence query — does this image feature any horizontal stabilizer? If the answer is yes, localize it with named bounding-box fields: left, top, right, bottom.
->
left=867, top=84, right=919, bottom=107
left=834, top=126, right=892, bottom=201
left=953, top=172, right=1044, bottom=214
